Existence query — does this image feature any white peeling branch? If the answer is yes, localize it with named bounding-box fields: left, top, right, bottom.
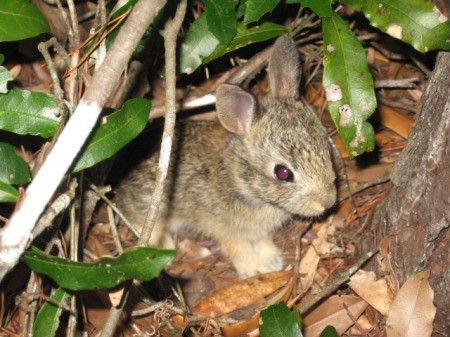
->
left=0, top=0, right=167, bottom=282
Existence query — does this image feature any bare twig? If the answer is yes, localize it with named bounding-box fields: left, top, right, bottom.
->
left=338, top=175, right=391, bottom=203
left=62, top=0, right=81, bottom=107
left=411, top=55, right=432, bottom=76
left=370, top=41, right=410, bottom=61
left=31, top=179, right=78, bottom=238
left=374, top=77, right=419, bottom=89
left=298, top=250, right=377, bottom=315
left=107, top=206, right=123, bottom=253
left=139, top=0, right=187, bottom=245
left=37, top=38, right=68, bottom=117
left=100, top=2, right=186, bottom=336
left=227, top=46, right=273, bottom=85
left=88, top=183, right=140, bottom=237
left=378, top=96, right=420, bottom=114
left=95, top=0, right=108, bottom=69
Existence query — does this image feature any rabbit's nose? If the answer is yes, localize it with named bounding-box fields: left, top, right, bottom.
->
left=309, top=186, right=337, bottom=212
left=321, top=186, right=337, bottom=209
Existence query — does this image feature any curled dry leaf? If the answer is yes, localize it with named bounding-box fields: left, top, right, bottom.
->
left=386, top=269, right=436, bottom=337
left=299, top=221, right=337, bottom=294
left=221, top=278, right=296, bottom=337
left=303, top=295, right=368, bottom=337
left=348, top=269, right=394, bottom=315
left=192, top=270, right=292, bottom=317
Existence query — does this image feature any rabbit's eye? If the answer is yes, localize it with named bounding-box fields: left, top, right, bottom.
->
left=274, top=165, right=294, bottom=182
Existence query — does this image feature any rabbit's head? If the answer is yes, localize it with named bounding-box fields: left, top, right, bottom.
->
left=216, top=35, right=336, bottom=217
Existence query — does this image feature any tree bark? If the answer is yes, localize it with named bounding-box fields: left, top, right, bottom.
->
left=359, top=52, right=449, bottom=335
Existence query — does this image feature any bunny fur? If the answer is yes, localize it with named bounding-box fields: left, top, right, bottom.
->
left=115, top=35, right=337, bottom=277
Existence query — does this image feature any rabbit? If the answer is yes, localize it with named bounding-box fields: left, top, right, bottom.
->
left=115, top=35, right=337, bottom=277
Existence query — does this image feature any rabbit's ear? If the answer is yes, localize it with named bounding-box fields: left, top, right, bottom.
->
left=268, top=35, right=302, bottom=99
left=216, top=84, right=257, bottom=135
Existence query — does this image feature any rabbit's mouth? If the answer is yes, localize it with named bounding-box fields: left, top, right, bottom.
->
left=283, top=190, right=337, bottom=217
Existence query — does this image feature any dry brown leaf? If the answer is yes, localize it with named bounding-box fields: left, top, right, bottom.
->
left=378, top=104, right=413, bottom=139
left=221, top=314, right=260, bottom=337
left=348, top=315, right=373, bottom=335
left=298, top=245, right=320, bottom=293
left=193, top=270, right=292, bottom=317
left=386, top=269, right=436, bottom=337
left=348, top=269, right=394, bottom=315
left=298, top=221, right=337, bottom=293
left=221, top=280, right=295, bottom=337
left=303, top=295, right=368, bottom=337
left=313, top=221, right=336, bottom=254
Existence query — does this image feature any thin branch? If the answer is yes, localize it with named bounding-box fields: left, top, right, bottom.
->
left=107, top=206, right=123, bottom=254
left=298, top=250, right=377, bottom=315
left=139, top=0, right=187, bottom=245
left=88, top=183, right=140, bottom=237
left=100, top=2, right=187, bottom=336
left=374, top=77, right=419, bottom=89
left=37, top=38, right=67, bottom=117
left=31, top=179, right=78, bottom=238
left=338, top=175, right=391, bottom=203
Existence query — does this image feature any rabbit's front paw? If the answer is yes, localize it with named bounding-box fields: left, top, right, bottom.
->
left=221, top=238, right=283, bottom=278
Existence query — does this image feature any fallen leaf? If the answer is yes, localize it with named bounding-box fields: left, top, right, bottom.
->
left=348, top=269, right=393, bottom=315
left=378, top=104, right=413, bottom=139
left=298, top=245, right=320, bottom=293
left=193, top=270, right=292, bottom=317
left=303, top=295, right=368, bottom=337
left=221, top=277, right=296, bottom=337
left=313, top=220, right=337, bottom=255
left=386, top=269, right=436, bottom=337
left=348, top=315, right=373, bottom=335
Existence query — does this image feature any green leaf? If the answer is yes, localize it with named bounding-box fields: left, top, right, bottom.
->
left=0, top=181, right=19, bottom=202
left=299, top=0, right=332, bottom=17
left=179, top=13, right=220, bottom=74
left=260, top=302, right=303, bottom=337
left=244, top=0, right=281, bottom=25
left=0, top=61, right=13, bottom=94
left=341, top=0, right=450, bottom=52
left=204, top=22, right=288, bottom=63
left=33, top=288, right=72, bottom=337
left=204, top=0, right=238, bottom=44
left=0, top=90, right=61, bottom=138
left=0, top=0, right=50, bottom=42
left=23, top=246, right=176, bottom=290
left=0, top=142, right=30, bottom=185
left=237, top=0, right=248, bottom=18
left=322, top=12, right=376, bottom=157
left=320, top=325, right=339, bottom=337
left=73, top=98, right=151, bottom=172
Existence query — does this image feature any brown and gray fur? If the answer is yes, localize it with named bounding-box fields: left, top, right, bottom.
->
left=115, top=35, right=337, bottom=277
